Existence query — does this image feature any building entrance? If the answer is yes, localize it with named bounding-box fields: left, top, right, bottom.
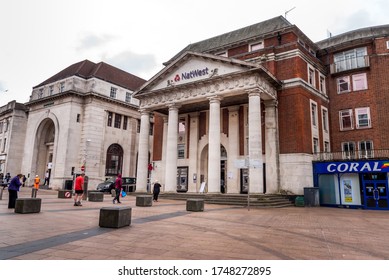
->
left=362, top=173, right=389, bottom=210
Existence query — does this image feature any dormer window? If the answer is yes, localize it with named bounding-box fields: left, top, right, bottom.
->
left=215, top=51, right=227, bottom=57
left=250, top=41, right=264, bottom=52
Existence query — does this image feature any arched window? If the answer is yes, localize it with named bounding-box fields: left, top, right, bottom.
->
left=105, top=144, right=123, bottom=176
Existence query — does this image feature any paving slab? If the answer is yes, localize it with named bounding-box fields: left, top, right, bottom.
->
left=1, top=187, right=389, bottom=260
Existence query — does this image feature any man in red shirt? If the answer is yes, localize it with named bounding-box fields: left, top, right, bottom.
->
left=74, top=173, right=85, bottom=206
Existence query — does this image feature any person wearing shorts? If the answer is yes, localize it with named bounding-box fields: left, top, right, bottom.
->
left=74, top=173, right=85, bottom=206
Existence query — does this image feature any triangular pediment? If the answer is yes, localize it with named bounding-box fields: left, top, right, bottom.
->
left=134, top=52, right=259, bottom=96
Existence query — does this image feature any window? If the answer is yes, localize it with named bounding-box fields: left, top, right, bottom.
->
left=250, top=41, right=264, bottom=52
left=76, top=114, right=80, bottom=123
left=339, top=109, right=353, bottom=130
left=2, top=138, right=6, bottom=152
left=125, top=92, right=132, bottom=103
left=114, top=114, right=122, bottom=129
left=324, top=141, right=330, bottom=153
left=215, top=51, right=227, bottom=57
left=352, top=73, right=367, bottom=91
left=110, top=87, right=117, bottom=99
left=387, top=41, right=389, bottom=49
left=178, top=144, right=185, bottom=159
left=342, top=142, right=356, bottom=159
left=123, top=116, right=128, bottom=130
left=322, top=108, right=329, bottom=132
left=107, top=112, right=113, bottom=127
left=311, top=103, right=318, bottom=127
left=337, top=76, right=350, bottom=93
left=38, top=88, right=44, bottom=98
left=0, top=122, right=3, bottom=133
left=319, top=75, right=326, bottom=94
left=334, top=47, right=367, bottom=72
left=4, top=120, right=8, bottom=132
left=178, top=118, right=186, bottom=158
left=359, top=140, right=373, bottom=159
left=105, top=144, right=123, bottom=176
left=149, top=123, right=154, bottom=136
left=355, top=107, right=371, bottom=128
left=60, top=82, right=65, bottom=93
left=49, top=86, right=54, bottom=95
left=137, top=119, right=141, bottom=133
left=313, top=138, right=319, bottom=154
left=308, top=66, right=315, bottom=87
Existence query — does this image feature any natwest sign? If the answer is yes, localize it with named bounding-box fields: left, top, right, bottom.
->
left=314, top=160, right=389, bottom=174
left=168, top=67, right=213, bottom=86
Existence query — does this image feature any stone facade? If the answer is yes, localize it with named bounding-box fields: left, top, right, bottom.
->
left=0, top=101, right=28, bottom=178
left=21, top=60, right=146, bottom=190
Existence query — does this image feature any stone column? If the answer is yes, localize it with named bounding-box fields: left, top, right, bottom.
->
left=248, top=90, right=263, bottom=193
left=136, top=110, right=150, bottom=192
left=164, top=104, right=179, bottom=192
left=208, top=96, right=222, bottom=193
left=227, top=106, right=240, bottom=194
left=188, top=112, right=199, bottom=192
left=160, top=115, right=168, bottom=191
left=264, top=100, right=279, bottom=193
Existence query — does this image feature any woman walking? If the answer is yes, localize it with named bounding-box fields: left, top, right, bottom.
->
left=8, top=174, right=23, bottom=209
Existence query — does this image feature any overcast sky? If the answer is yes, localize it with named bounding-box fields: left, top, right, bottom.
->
left=0, top=0, right=388, bottom=105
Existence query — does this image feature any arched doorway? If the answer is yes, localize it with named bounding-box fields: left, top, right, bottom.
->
left=105, top=144, right=123, bottom=176
left=199, top=144, right=228, bottom=193
left=34, top=118, right=55, bottom=185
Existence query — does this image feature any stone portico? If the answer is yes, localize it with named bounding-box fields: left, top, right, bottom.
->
left=134, top=52, right=281, bottom=194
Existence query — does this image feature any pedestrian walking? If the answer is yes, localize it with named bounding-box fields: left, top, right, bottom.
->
left=22, top=175, right=27, bottom=187
left=113, top=173, right=123, bottom=204
left=43, top=170, right=49, bottom=185
left=74, top=173, right=85, bottom=206
left=5, top=173, right=11, bottom=183
left=153, top=180, right=161, bottom=202
left=32, top=175, right=40, bottom=198
left=8, top=174, right=23, bottom=209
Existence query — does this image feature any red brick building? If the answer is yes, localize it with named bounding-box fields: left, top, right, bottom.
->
left=134, top=16, right=389, bottom=209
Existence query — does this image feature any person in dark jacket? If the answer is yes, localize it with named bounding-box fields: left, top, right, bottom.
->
left=8, top=174, right=23, bottom=209
left=153, top=180, right=161, bottom=202
left=113, top=173, right=123, bottom=204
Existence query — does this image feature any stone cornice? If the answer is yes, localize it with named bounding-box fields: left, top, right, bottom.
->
left=139, top=73, right=277, bottom=110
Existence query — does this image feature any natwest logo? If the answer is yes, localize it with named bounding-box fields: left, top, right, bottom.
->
left=167, top=67, right=210, bottom=87
left=181, top=67, right=209, bottom=80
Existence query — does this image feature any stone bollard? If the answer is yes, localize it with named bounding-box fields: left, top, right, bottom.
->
left=136, top=195, right=153, bottom=207
left=88, top=191, right=104, bottom=202
left=58, top=190, right=72, bottom=199
left=15, top=198, right=42, bottom=214
left=186, top=199, right=204, bottom=212
left=99, top=206, right=132, bottom=228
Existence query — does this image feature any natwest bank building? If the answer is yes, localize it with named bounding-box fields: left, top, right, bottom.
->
left=133, top=16, right=326, bottom=196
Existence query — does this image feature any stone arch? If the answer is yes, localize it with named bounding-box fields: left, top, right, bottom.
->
left=32, top=116, right=58, bottom=184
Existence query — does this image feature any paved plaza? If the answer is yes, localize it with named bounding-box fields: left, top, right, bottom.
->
left=1, top=187, right=389, bottom=260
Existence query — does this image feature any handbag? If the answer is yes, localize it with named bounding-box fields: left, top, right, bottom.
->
left=121, top=190, right=127, bottom=197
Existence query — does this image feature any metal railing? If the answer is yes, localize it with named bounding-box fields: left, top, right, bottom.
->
left=330, top=55, right=370, bottom=74
left=313, top=149, right=389, bottom=162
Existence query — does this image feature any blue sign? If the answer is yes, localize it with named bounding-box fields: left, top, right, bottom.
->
left=314, top=160, right=389, bottom=174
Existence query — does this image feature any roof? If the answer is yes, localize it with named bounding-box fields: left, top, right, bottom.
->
left=33, top=60, right=146, bottom=91
left=316, top=24, right=389, bottom=50
left=164, top=16, right=292, bottom=65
